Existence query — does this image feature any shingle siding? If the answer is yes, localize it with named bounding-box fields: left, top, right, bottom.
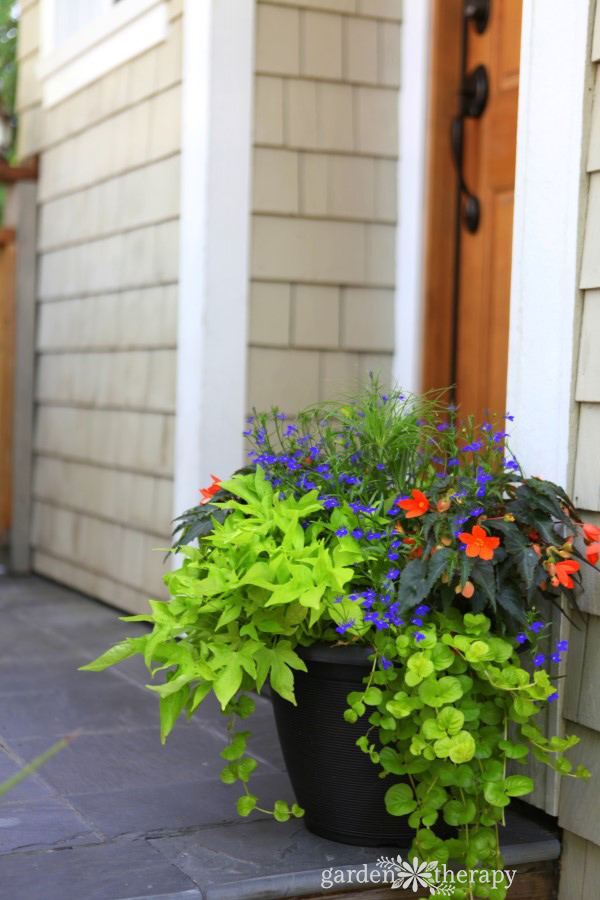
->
left=248, top=0, right=401, bottom=414
left=16, top=1, right=183, bottom=613
left=560, top=0, right=600, bottom=894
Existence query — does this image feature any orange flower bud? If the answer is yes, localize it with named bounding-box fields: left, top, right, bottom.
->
left=437, top=498, right=451, bottom=513
left=461, top=581, right=475, bottom=599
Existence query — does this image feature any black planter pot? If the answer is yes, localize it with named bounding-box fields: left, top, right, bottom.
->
left=271, top=642, right=416, bottom=847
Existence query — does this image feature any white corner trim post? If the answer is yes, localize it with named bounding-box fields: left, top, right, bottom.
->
left=7, top=183, right=38, bottom=573
left=507, top=0, right=594, bottom=821
left=174, top=0, right=255, bottom=518
left=507, top=0, right=594, bottom=488
left=392, top=0, right=431, bottom=393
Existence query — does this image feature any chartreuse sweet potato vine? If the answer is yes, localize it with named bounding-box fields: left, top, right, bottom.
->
left=83, top=381, right=593, bottom=900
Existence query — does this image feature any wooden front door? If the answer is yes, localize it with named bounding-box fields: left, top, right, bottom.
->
left=0, top=227, right=16, bottom=546
left=422, top=0, right=523, bottom=423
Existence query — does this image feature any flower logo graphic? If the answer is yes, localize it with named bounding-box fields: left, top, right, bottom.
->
left=376, top=855, right=455, bottom=895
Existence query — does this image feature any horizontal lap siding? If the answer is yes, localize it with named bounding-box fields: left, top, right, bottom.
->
left=17, top=2, right=183, bottom=613
left=559, top=2, right=600, bottom=895
left=248, top=0, right=401, bottom=415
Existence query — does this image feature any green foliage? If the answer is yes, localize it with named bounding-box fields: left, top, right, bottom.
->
left=0, top=1, right=18, bottom=125
left=354, top=608, right=588, bottom=891
left=81, top=379, right=592, bottom=889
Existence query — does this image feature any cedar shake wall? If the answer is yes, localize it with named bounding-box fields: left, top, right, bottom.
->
left=559, top=4, right=600, bottom=896
left=247, top=0, right=402, bottom=415
left=15, top=0, right=183, bottom=613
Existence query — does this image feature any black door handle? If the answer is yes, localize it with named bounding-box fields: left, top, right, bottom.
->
left=451, top=65, right=488, bottom=233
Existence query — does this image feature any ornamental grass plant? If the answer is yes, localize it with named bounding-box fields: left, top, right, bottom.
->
left=83, top=378, right=593, bottom=900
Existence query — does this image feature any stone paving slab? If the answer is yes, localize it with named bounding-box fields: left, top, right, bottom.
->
left=0, top=797, right=101, bottom=854
left=0, top=840, right=202, bottom=900
left=148, top=810, right=561, bottom=900
left=7, top=725, right=230, bottom=796
left=0, top=576, right=562, bottom=900
left=68, top=773, right=295, bottom=839
left=0, top=614, right=79, bottom=662
left=0, top=682, right=160, bottom=740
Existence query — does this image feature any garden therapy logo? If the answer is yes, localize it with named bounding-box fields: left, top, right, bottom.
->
left=320, top=859, right=517, bottom=893
left=377, top=855, right=454, bottom=894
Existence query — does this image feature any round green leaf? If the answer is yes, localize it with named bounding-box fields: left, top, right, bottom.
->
left=237, top=794, right=258, bottom=816
left=220, top=764, right=237, bottom=784
left=465, top=640, right=491, bottom=662
left=504, top=775, right=534, bottom=797
left=422, top=718, right=444, bottom=741
left=430, top=643, right=455, bottom=671
left=364, top=686, right=383, bottom=706
left=481, top=759, right=504, bottom=783
left=237, top=757, right=258, bottom=783
left=443, top=798, right=476, bottom=826
left=274, top=800, right=290, bottom=821
left=483, top=782, right=510, bottom=807
left=498, top=739, right=529, bottom=760
left=437, top=707, right=465, bottom=735
left=513, top=696, right=536, bottom=718
left=385, top=782, right=418, bottom=817
left=448, top=731, right=476, bottom=764
left=419, top=676, right=463, bottom=708
left=407, top=652, right=434, bottom=678
left=379, top=747, right=405, bottom=775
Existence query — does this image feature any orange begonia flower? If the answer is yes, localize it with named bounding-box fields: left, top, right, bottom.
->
left=458, top=525, right=500, bottom=561
left=199, top=474, right=221, bottom=505
left=403, top=537, right=423, bottom=559
left=398, top=489, right=430, bottom=518
left=555, top=559, right=580, bottom=589
left=583, top=523, right=600, bottom=543
left=586, top=542, right=600, bottom=566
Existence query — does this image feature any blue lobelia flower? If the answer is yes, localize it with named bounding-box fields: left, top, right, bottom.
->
left=335, top=527, right=348, bottom=538
left=335, top=619, right=356, bottom=635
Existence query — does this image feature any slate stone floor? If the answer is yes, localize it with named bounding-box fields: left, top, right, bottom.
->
left=0, top=576, right=561, bottom=900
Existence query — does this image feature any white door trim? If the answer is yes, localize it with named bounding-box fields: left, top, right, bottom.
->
left=392, top=0, right=431, bottom=394
left=174, top=0, right=255, bottom=518
left=506, top=0, right=594, bottom=488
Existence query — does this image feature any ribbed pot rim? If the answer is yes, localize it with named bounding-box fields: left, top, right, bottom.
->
left=296, top=641, right=374, bottom=666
